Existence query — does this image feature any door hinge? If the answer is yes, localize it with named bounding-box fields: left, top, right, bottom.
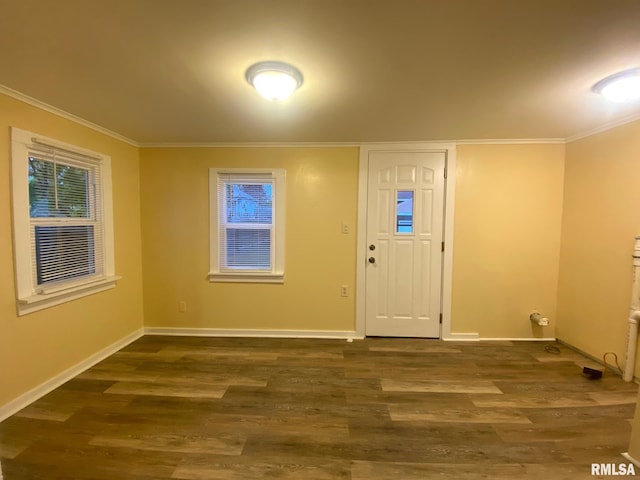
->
left=444, top=167, right=447, bottom=179
left=439, top=313, right=443, bottom=324
left=441, top=242, right=445, bottom=252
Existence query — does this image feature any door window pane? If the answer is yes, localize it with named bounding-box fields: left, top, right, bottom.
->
left=396, top=190, right=414, bottom=233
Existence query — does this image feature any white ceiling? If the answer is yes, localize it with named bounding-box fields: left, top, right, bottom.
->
left=1, top=0, right=640, bottom=144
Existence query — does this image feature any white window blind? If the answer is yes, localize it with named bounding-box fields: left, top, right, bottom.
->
left=218, top=173, right=274, bottom=271
left=209, top=168, right=285, bottom=283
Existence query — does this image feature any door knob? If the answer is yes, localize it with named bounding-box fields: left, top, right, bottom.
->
left=369, top=244, right=376, bottom=251
left=368, top=257, right=376, bottom=264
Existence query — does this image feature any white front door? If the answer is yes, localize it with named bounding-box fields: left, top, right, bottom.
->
left=365, top=150, right=446, bottom=337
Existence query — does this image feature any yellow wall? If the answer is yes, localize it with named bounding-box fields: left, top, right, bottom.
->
left=3, top=87, right=639, bottom=421
left=139, top=147, right=359, bottom=332
left=452, top=144, right=565, bottom=338
left=0, top=93, right=144, bottom=407
left=557, top=120, right=640, bottom=372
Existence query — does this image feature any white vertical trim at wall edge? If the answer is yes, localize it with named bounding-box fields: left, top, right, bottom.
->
left=441, top=146, right=457, bottom=340
left=144, top=327, right=363, bottom=339
left=0, top=328, right=143, bottom=422
left=355, top=146, right=369, bottom=338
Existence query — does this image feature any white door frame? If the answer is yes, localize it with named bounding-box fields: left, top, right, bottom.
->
left=355, top=143, right=457, bottom=339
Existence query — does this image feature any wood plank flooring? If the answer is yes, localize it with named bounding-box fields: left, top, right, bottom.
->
left=0, top=336, right=637, bottom=479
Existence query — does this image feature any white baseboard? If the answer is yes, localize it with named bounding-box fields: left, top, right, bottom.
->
left=443, top=333, right=556, bottom=342
left=0, top=328, right=144, bottom=422
left=443, top=332, right=480, bottom=341
left=556, top=337, right=636, bottom=381
left=144, top=327, right=363, bottom=340
left=622, top=452, right=640, bottom=468
left=0, top=327, right=561, bottom=423
left=480, top=337, right=557, bottom=342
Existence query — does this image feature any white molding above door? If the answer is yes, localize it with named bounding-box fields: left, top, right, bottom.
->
left=356, top=143, right=457, bottom=339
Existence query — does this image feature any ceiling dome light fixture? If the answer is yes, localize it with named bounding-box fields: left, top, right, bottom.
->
left=594, top=68, right=640, bottom=103
left=245, top=61, right=303, bottom=101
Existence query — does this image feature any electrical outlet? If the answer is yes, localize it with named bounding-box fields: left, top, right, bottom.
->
left=341, top=222, right=349, bottom=234
left=340, top=285, right=348, bottom=297
left=179, top=301, right=187, bottom=313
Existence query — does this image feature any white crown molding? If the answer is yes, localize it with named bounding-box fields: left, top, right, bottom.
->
left=0, top=84, right=139, bottom=147
left=139, top=142, right=361, bottom=148
left=140, top=138, right=566, bottom=148
left=0, top=328, right=143, bottom=422
left=3, top=82, right=638, bottom=147
left=566, top=111, right=640, bottom=143
left=454, top=138, right=566, bottom=145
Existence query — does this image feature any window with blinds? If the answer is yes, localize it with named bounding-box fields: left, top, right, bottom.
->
left=209, top=169, right=285, bottom=283
left=11, top=127, right=118, bottom=315
left=29, top=154, right=103, bottom=288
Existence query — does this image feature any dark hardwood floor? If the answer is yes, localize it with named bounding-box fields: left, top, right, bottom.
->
left=0, top=336, right=637, bottom=479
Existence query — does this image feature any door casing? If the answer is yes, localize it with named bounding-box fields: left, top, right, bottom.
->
left=355, top=143, right=457, bottom=339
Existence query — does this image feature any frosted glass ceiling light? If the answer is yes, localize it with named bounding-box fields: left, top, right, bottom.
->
left=246, top=61, right=303, bottom=101
left=594, top=68, right=640, bottom=103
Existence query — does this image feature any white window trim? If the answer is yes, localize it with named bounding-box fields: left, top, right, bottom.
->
left=208, top=168, right=285, bottom=283
left=11, top=127, right=120, bottom=315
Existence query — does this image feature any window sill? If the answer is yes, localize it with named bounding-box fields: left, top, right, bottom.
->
left=208, top=272, right=284, bottom=284
left=17, top=275, right=122, bottom=316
